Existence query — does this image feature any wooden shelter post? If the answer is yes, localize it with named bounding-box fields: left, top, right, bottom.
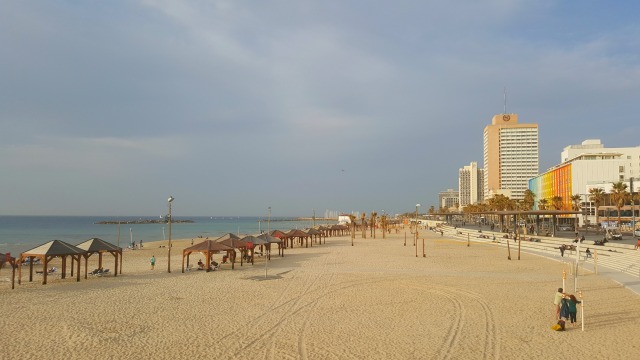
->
left=76, top=254, right=81, bottom=282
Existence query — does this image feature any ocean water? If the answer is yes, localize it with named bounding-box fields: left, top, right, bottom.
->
left=0, top=216, right=334, bottom=255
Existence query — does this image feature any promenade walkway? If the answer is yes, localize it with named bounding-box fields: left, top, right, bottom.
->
left=439, top=224, right=640, bottom=295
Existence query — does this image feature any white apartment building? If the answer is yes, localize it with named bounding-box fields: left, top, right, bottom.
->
left=483, top=114, right=539, bottom=201
left=438, top=189, right=459, bottom=210
left=529, top=139, right=640, bottom=226
left=561, top=139, right=640, bottom=180
left=458, top=161, right=484, bottom=207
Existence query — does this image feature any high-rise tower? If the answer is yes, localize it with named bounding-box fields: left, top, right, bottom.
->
left=458, top=161, right=484, bottom=207
left=483, top=114, right=538, bottom=201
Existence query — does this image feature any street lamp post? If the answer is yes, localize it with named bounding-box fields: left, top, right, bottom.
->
left=415, top=204, right=421, bottom=246
left=268, top=207, right=271, bottom=233
left=167, top=196, right=174, bottom=273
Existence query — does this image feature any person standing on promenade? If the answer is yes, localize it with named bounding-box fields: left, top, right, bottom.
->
left=554, top=288, right=564, bottom=320
left=150, top=255, right=156, bottom=270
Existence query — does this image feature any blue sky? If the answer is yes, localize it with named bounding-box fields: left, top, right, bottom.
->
left=2, top=1, right=640, bottom=217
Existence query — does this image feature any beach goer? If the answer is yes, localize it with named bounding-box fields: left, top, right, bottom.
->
left=554, top=288, right=564, bottom=320
left=585, top=248, right=592, bottom=260
left=560, top=297, right=570, bottom=320
left=635, top=238, right=640, bottom=250
left=139, top=240, right=143, bottom=248
left=150, top=255, right=155, bottom=270
left=559, top=245, right=565, bottom=257
left=567, top=294, right=581, bottom=326
left=197, top=259, right=204, bottom=270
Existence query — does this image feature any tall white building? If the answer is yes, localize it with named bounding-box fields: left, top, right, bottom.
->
left=438, top=189, right=459, bottom=210
left=529, top=139, right=640, bottom=226
left=458, top=161, right=484, bottom=207
left=483, top=114, right=539, bottom=201
left=561, top=139, right=640, bottom=179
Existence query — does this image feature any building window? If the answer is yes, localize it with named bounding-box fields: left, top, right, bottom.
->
left=619, top=166, right=625, bottom=173
left=620, top=174, right=625, bottom=180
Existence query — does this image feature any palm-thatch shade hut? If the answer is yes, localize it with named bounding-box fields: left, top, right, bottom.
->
left=1, top=253, right=17, bottom=289
left=304, top=228, right=324, bottom=245
left=257, top=233, right=284, bottom=259
left=76, top=238, right=123, bottom=279
left=269, top=229, right=287, bottom=239
left=181, top=240, right=233, bottom=272
left=214, top=233, right=247, bottom=269
left=330, top=224, right=349, bottom=237
left=241, top=235, right=269, bottom=264
left=18, top=240, right=87, bottom=285
left=284, top=229, right=311, bottom=248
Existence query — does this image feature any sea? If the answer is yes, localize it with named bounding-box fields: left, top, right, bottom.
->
left=0, top=216, right=334, bottom=256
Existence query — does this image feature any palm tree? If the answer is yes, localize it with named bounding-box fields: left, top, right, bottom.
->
left=522, top=190, right=536, bottom=211
left=551, top=196, right=564, bottom=210
left=571, top=194, right=582, bottom=232
left=538, top=198, right=548, bottom=210
left=589, top=187, right=605, bottom=228
left=370, top=212, right=377, bottom=238
left=610, top=181, right=630, bottom=228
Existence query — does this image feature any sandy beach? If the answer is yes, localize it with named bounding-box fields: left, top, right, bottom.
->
left=2, top=228, right=639, bottom=359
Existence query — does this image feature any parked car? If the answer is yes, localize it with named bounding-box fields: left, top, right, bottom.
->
left=558, top=225, right=573, bottom=231
left=605, top=228, right=623, bottom=241
left=634, top=229, right=640, bottom=237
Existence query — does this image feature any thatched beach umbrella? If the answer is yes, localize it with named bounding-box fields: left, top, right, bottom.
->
left=18, top=240, right=87, bottom=285
left=76, top=238, right=123, bottom=279
left=182, top=240, right=233, bottom=272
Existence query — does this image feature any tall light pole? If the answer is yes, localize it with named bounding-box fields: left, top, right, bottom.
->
left=268, top=207, right=271, bottom=233
left=167, top=196, right=174, bottom=273
left=631, top=178, right=636, bottom=232
left=415, top=204, right=421, bottom=246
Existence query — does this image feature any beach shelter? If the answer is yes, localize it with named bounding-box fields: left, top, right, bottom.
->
left=0, top=253, right=17, bottom=289
left=269, top=229, right=287, bottom=239
left=214, top=233, right=248, bottom=269
left=18, top=240, right=87, bottom=285
left=181, top=240, right=233, bottom=272
left=317, top=225, right=330, bottom=238
left=257, top=233, right=284, bottom=259
left=76, top=238, right=123, bottom=279
left=241, top=235, right=269, bottom=264
left=304, top=228, right=324, bottom=245
left=330, top=225, right=348, bottom=237
left=285, top=229, right=311, bottom=248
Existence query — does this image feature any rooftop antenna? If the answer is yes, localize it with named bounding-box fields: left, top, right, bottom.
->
left=503, top=86, right=507, bottom=114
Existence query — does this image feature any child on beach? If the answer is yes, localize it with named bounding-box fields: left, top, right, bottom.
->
left=150, top=255, right=155, bottom=270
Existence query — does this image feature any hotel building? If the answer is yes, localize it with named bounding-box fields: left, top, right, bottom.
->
left=458, top=161, right=484, bottom=207
left=528, top=139, right=640, bottom=226
left=438, top=189, right=460, bottom=210
left=483, top=114, right=539, bottom=201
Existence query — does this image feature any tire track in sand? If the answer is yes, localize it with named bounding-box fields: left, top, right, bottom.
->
left=404, top=283, right=499, bottom=360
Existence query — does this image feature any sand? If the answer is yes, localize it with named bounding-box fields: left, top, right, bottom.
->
left=1, top=228, right=639, bottom=359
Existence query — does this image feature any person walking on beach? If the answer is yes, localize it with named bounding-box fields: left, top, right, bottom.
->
left=554, top=288, right=564, bottom=320
left=150, top=255, right=156, bottom=270
left=567, top=294, right=581, bottom=327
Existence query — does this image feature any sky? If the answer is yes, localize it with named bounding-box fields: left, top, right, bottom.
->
left=2, top=1, right=640, bottom=217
